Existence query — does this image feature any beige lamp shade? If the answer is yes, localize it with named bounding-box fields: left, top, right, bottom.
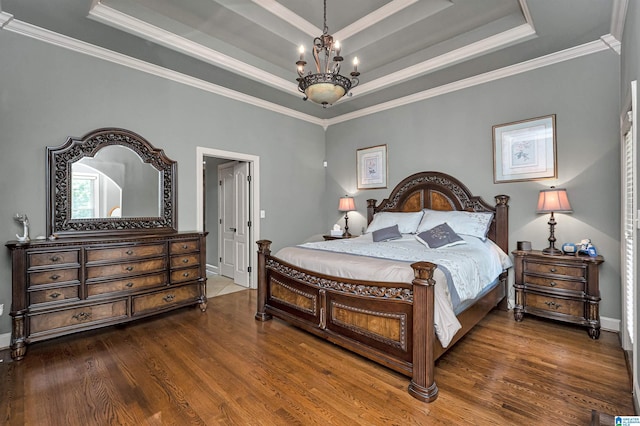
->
left=338, top=196, right=356, bottom=212
left=536, top=187, right=572, bottom=213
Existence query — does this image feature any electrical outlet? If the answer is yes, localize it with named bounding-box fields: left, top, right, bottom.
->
left=0, top=304, right=3, bottom=316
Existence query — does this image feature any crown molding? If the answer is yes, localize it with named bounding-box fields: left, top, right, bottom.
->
left=333, top=0, right=419, bottom=42
left=251, top=0, right=319, bottom=38
left=1, top=18, right=324, bottom=127
left=0, top=12, right=615, bottom=130
left=345, top=22, right=536, bottom=100
left=610, top=0, right=628, bottom=42
left=89, top=3, right=299, bottom=96
left=0, top=11, right=13, bottom=28
left=326, top=39, right=609, bottom=127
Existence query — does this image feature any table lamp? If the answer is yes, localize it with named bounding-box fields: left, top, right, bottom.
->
left=536, top=187, right=573, bottom=255
left=338, top=195, right=356, bottom=237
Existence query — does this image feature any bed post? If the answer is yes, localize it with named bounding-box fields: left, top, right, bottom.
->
left=408, top=261, right=439, bottom=402
left=366, top=199, right=377, bottom=224
left=493, top=195, right=510, bottom=254
left=255, top=240, right=273, bottom=322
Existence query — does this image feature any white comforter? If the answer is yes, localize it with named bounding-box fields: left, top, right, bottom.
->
left=275, top=233, right=511, bottom=347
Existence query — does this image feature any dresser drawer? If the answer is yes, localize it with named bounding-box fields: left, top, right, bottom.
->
left=524, top=275, right=585, bottom=292
left=28, top=250, right=79, bottom=268
left=29, top=268, right=80, bottom=287
left=29, top=300, right=128, bottom=335
left=170, top=267, right=201, bottom=283
left=170, top=239, right=200, bottom=255
left=87, top=272, right=167, bottom=297
left=132, top=284, right=200, bottom=316
left=86, top=258, right=166, bottom=280
left=29, top=286, right=79, bottom=305
left=86, top=243, right=166, bottom=262
left=524, top=260, right=585, bottom=278
left=525, top=293, right=583, bottom=317
left=170, top=254, right=200, bottom=269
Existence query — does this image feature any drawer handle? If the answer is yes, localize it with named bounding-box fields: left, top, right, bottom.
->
left=544, top=301, right=562, bottom=309
left=72, top=311, right=92, bottom=321
left=50, top=255, right=61, bottom=262
left=549, top=281, right=557, bottom=287
left=126, top=266, right=134, bottom=271
left=163, top=294, right=175, bottom=302
left=49, top=292, right=61, bottom=299
left=125, top=282, right=134, bottom=288
left=126, top=250, right=134, bottom=255
left=50, top=274, right=60, bottom=280
left=182, top=258, right=189, bottom=264
left=182, top=244, right=189, bottom=249
left=550, top=267, right=557, bottom=273
left=182, top=272, right=190, bottom=278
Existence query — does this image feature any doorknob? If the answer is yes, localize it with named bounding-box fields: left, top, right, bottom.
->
left=229, top=227, right=237, bottom=232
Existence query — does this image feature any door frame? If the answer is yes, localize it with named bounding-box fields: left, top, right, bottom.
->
left=196, top=147, right=260, bottom=289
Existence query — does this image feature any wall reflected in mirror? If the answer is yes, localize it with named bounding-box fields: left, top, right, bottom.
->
left=71, top=145, right=161, bottom=219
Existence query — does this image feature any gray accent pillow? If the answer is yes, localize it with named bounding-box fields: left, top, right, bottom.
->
left=415, top=222, right=466, bottom=248
left=372, top=224, right=402, bottom=242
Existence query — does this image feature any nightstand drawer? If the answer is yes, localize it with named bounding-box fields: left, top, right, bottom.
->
left=524, top=275, right=585, bottom=292
left=525, top=293, right=583, bottom=317
left=524, top=261, right=585, bottom=278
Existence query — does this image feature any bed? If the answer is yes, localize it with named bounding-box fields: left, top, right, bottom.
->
left=255, top=171, right=510, bottom=402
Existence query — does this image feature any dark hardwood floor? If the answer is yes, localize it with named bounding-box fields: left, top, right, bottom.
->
left=0, top=290, right=634, bottom=425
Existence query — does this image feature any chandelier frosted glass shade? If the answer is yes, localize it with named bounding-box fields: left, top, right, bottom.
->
left=298, top=73, right=352, bottom=106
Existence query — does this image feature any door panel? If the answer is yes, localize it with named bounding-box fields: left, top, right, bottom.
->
left=233, top=162, right=250, bottom=287
left=219, top=163, right=235, bottom=278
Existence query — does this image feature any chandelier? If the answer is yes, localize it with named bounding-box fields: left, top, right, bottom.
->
left=296, top=0, right=360, bottom=107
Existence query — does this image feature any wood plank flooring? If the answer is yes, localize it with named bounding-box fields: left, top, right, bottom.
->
left=0, top=289, right=634, bottom=425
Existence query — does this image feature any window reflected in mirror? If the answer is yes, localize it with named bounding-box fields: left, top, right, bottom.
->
left=71, top=145, right=161, bottom=219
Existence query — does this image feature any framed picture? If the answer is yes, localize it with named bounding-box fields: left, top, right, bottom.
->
left=357, top=144, right=387, bottom=189
left=492, top=114, right=557, bottom=183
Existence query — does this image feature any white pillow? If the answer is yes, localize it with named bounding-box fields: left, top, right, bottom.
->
left=366, top=211, right=424, bottom=234
left=416, top=209, right=494, bottom=240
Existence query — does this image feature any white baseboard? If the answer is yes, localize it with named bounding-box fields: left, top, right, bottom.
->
left=0, top=332, right=10, bottom=350
left=601, top=316, right=620, bottom=333
left=206, top=264, right=219, bottom=275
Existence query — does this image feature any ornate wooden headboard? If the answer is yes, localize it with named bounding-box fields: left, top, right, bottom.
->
left=366, top=171, right=510, bottom=253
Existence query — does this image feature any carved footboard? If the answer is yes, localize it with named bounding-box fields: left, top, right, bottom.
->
left=255, top=240, right=440, bottom=402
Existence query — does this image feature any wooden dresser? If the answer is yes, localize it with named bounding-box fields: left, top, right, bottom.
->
left=512, top=249, right=604, bottom=339
left=7, top=232, right=207, bottom=360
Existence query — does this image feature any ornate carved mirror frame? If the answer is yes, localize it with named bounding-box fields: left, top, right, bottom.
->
left=46, top=128, right=177, bottom=237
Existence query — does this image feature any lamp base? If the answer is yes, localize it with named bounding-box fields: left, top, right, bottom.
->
left=342, top=232, right=352, bottom=237
left=542, top=246, right=564, bottom=256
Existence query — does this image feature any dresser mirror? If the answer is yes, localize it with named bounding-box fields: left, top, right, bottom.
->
left=47, top=128, right=177, bottom=237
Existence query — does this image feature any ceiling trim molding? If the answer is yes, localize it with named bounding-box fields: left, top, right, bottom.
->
left=601, top=34, right=622, bottom=55
left=89, top=2, right=300, bottom=96
left=251, top=0, right=319, bottom=37
left=0, top=11, right=13, bottom=28
left=326, top=39, right=610, bottom=127
left=333, top=0, right=420, bottom=42
left=344, top=22, right=536, bottom=101
left=610, top=0, right=628, bottom=41
left=0, top=12, right=615, bottom=131
left=1, top=17, right=324, bottom=127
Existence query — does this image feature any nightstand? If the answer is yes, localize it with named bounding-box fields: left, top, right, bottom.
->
left=512, top=249, right=604, bottom=339
left=322, top=234, right=356, bottom=240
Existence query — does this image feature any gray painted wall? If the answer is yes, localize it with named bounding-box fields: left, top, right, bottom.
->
left=325, top=51, right=622, bottom=320
left=0, top=31, right=326, bottom=336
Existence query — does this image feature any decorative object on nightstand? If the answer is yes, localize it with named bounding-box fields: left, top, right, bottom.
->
left=536, top=186, right=572, bottom=255
left=513, top=249, right=604, bottom=339
left=338, top=195, right=356, bottom=237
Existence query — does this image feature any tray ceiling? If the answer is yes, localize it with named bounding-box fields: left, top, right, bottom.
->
left=0, top=0, right=623, bottom=124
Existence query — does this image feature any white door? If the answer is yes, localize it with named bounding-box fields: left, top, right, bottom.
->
left=233, top=162, right=250, bottom=287
left=219, top=163, right=235, bottom=279
left=218, top=161, right=251, bottom=287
